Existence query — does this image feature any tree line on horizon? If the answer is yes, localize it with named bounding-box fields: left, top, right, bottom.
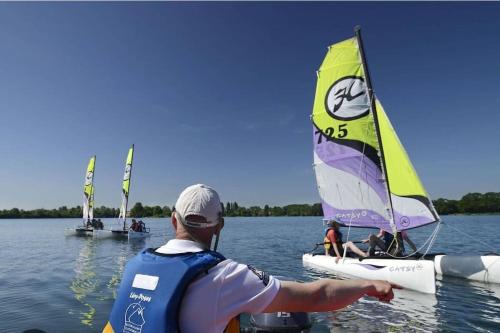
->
left=0, top=192, right=498, bottom=219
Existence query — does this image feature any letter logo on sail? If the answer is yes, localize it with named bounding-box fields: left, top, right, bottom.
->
left=325, top=76, right=369, bottom=120
left=123, top=165, right=131, bottom=181
left=85, top=171, right=93, bottom=186
left=400, top=216, right=410, bottom=227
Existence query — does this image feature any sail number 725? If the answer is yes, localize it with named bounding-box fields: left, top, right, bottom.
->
left=315, top=124, right=348, bottom=144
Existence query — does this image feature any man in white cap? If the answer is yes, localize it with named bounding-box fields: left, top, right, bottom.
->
left=103, top=184, right=397, bottom=333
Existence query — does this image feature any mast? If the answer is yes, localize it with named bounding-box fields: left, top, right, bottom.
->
left=354, top=26, right=397, bottom=233
left=90, top=155, right=96, bottom=222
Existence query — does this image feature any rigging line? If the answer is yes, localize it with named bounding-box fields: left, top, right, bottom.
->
left=342, top=107, right=369, bottom=260
left=442, top=220, right=498, bottom=253
left=422, top=221, right=442, bottom=257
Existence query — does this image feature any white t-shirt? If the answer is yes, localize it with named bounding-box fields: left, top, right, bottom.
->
left=155, top=239, right=281, bottom=333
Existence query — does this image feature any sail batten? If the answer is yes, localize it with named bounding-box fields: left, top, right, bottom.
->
left=312, top=30, right=439, bottom=232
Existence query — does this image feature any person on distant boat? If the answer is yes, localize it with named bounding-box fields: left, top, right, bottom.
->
left=86, top=219, right=92, bottom=229
left=96, top=219, right=104, bottom=230
left=103, top=184, right=397, bottom=333
left=364, top=229, right=417, bottom=256
left=130, top=219, right=139, bottom=232
left=137, top=220, right=146, bottom=232
left=324, top=220, right=367, bottom=263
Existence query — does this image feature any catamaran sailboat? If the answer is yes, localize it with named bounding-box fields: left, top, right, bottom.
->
left=303, top=27, right=439, bottom=294
left=105, top=145, right=150, bottom=239
left=303, top=26, right=500, bottom=293
left=66, top=156, right=97, bottom=237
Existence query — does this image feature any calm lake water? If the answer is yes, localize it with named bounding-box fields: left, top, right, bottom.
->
left=0, top=215, right=499, bottom=332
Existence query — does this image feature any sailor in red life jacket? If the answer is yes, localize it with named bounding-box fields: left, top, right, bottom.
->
left=103, top=184, right=398, bottom=333
left=324, top=220, right=368, bottom=263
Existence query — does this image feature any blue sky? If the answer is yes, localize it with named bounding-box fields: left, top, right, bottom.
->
left=0, top=2, right=499, bottom=209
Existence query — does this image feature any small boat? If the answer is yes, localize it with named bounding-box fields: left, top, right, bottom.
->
left=303, top=27, right=441, bottom=294
left=65, top=156, right=97, bottom=237
left=108, top=145, right=150, bottom=240
left=303, top=26, right=500, bottom=292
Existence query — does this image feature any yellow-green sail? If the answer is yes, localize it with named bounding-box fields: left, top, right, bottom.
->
left=312, top=37, right=393, bottom=231
left=122, top=146, right=134, bottom=197
left=312, top=32, right=438, bottom=231
left=376, top=99, right=438, bottom=228
left=83, top=156, right=96, bottom=223
left=119, top=145, right=134, bottom=223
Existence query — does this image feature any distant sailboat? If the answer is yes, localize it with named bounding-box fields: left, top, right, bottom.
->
left=119, top=144, right=133, bottom=231
left=83, top=156, right=96, bottom=226
left=108, top=145, right=150, bottom=239
left=66, top=156, right=97, bottom=236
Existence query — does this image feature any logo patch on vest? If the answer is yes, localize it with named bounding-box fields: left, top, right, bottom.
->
left=132, top=274, right=159, bottom=291
left=124, top=303, right=146, bottom=333
left=247, top=265, right=269, bottom=286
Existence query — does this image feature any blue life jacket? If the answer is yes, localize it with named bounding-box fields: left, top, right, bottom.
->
left=104, top=248, right=225, bottom=333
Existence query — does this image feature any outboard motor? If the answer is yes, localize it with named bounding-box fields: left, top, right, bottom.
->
left=245, top=311, right=311, bottom=333
left=242, top=276, right=312, bottom=333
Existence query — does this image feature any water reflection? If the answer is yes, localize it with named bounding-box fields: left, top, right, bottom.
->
left=302, top=265, right=438, bottom=332
left=69, top=236, right=147, bottom=329
left=105, top=238, right=146, bottom=300
left=69, top=237, right=99, bottom=327
left=436, top=276, right=500, bottom=331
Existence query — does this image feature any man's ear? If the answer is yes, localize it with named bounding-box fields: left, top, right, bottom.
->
left=171, top=212, right=178, bottom=231
left=216, top=218, right=224, bottom=235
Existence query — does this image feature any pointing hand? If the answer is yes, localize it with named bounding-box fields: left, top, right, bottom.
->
left=365, top=280, right=401, bottom=302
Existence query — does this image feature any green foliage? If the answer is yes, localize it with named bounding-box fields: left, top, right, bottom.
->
left=0, top=203, right=169, bottom=219
left=1, top=192, right=498, bottom=218
left=432, top=192, right=500, bottom=215
left=223, top=202, right=324, bottom=217
left=130, top=202, right=144, bottom=217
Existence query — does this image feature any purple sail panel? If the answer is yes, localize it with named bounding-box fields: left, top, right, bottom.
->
left=392, top=208, right=437, bottom=231
left=314, top=138, right=388, bottom=203
left=321, top=200, right=392, bottom=231
left=313, top=127, right=391, bottom=229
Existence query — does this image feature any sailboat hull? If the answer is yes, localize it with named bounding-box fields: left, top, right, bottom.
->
left=94, top=229, right=151, bottom=239
left=302, top=253, right=436, bottom=294
left=65, top=228, right=93, bottom=237
left=434, top=254, right=500, bottom=284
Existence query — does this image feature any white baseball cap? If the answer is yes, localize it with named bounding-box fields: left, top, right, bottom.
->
left=174, top=184, right=223, bottom=228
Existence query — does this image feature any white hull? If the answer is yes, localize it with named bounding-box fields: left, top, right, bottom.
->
left=65, top=227, right=93, bottom=237
left=99, top=229, right=151, bottom=239
left=434, top=255, right=500, bottom=284
left=303, top=253, right=436, bottom=294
